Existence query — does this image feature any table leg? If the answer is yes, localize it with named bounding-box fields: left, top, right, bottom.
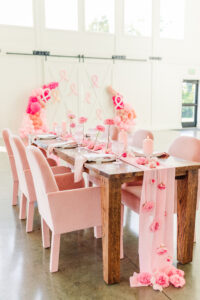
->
left=177, top=169, right=198, bottom=264
left=100, top=176, right=121, bottom=284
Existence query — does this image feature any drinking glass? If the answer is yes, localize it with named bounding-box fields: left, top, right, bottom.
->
left=112, top=141, right=124, bottom=164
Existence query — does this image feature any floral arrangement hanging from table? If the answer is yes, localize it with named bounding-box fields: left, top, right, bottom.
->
left=19, top=82, right=59, bottom=138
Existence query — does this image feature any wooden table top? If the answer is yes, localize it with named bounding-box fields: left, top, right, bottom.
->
left=35, top=138, right=200, bottom=180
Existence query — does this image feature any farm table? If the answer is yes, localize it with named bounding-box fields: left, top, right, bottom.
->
left=35, top=140, right=200, bottom=284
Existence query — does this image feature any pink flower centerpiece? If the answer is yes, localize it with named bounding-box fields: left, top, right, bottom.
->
left=68, top=113, right=76, bottom=134
left=94, top=125, right=105, bottom=147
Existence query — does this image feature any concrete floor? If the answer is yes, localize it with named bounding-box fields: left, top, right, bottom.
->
left=1, top=129, right=200, bottom=300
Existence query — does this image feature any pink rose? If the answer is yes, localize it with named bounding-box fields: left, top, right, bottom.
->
left=70, top=122, right=76, bottom=128
left=156, top=245, right=168, bottom=255
left=170, top=274, right=185, bottom=288
left=155, top=272, right=169, bottom=288
left=79, top=117, right=87, bottom=124
left=96, top=125, right=105, bottom=132
left=104, top=118, right=115, bottom=125
left=68, top=113, right=76, bottom=119
left=142, top=201, right=154, bottom=212
left=150, top=220, right=159, bottom=232
left=157, top=182, right=166, bottom=190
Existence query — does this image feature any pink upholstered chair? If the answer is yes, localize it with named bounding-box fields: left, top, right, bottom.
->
left=121, top=135, right=200, bottom=248
left=2, top=129, right=19, bottom=205
left=9, top=133, right=71, bottom=232
left=26, top=146, right=103, bottom=272
left=130, top=129, right=154, bottom=148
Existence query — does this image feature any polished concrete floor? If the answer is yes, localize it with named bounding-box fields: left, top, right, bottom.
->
left=1, top=129, right=200, bottom=300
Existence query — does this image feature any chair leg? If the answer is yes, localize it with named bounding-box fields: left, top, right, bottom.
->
left=41, top=218, right=50, bottom=248
left=50, top=233, right=61, bottom=272
left=120, top=204, right=124, bottom=259
left=94, top=226, right=102, bottom=238
left=26, top=202, right=35, bottom=233
left=12, top=181, right=19, bottom=206
left=19, top=194, right=27, bottom=220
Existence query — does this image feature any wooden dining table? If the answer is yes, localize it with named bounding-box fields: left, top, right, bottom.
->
left=35, top=139, right=200, bottom=285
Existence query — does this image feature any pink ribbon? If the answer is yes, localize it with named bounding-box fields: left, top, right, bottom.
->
left=91, top=75, right=99, bottom=88
left=70, top=83, right=78, bottom=96
left=96, top=108, right=102, bottom=120
left=59, top=70, right=69, bottom=82
left=85, top=92, right=91, bottom=104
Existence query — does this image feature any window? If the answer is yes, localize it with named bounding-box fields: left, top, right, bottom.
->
left=45, top=0, right=78, bottom=31
left=182, top=80, right=198, bottom=127
left=0, top=0, right=33, bottom=27
left=85, top=0, right=114, bottom=34
left=160, top=0, right=185, bottom=39
left=124, top=0, right=152, bottom=37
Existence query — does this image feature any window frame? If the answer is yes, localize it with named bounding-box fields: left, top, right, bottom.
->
left=182, top=80, right=199, bottom=128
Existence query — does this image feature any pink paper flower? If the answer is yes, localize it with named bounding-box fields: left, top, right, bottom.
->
left=130, top=272, right=152, bottom=287
left=162, top=266, right=184, bottom=278
left=142, top=201, right=154, bottom=212
left=122, top=152, right=127, bottom=158
left=170, top=275, right=185, bottom=288
left=157, top=182, right=166, bottom=190
left=136, top=157, right=148, bottom=165
left=68, top=113, right=76, bottom=119
left=156, top=245, right=168, bottom=255
left=155, top=272, right=169, bottom=288
left=70, top=122, right=76, bottom=128
left=150, top=220, right=160, bottom=232
left=137, top=272, right=152, bottom=286
left=79, top=117, right=88, bottom=124
left=151, top=179, right=155, bottom=183
left=93, top=144, right=103, bottom=151
left=104, top=118, right=115, bottom=125
left=96, top=125, right=105, bottom=132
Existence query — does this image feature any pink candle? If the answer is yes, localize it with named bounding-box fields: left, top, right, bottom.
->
left=61, top=121, right=66, bottom=136
left=143, top=136, right=154, bottom=156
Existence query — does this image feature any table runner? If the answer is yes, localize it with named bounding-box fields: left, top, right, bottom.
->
left=122, top=156, right=186, bottom=290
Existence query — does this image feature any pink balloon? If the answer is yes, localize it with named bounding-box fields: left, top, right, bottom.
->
left=30, top=102, right=41, bottom=114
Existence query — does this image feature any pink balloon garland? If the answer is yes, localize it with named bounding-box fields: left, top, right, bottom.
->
left=19, top=82, right=59, bottom=138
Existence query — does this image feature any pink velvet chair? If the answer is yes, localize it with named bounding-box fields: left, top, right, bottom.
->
left=121, top=135, right=200, bottom=249
left=9, top=133, right=71, bottom=233
left=2, top=129, right=19, bottom=205
left=130, top=129, right=154, bottom=148
left=26, top=146, right=103, bottom=272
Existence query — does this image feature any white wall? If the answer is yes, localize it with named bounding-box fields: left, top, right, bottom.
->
left=1, top=0, right=200, bottom=134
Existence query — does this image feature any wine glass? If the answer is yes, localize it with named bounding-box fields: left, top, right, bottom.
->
left=112, top=141, right=124, bottom=164
left=75, top=125, right=83, bottom=152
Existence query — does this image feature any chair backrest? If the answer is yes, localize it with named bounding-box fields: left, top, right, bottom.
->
left=9, top=135, right=30, bottom=195
left=26, top=146, right=58, bottom=224
left=130, top=129, right=154, bottom=148
left=168, top=136, right=200, bottom=162
left=2, top=128, right=14, bottom=156
left=2, top=128, right=18, bottom=181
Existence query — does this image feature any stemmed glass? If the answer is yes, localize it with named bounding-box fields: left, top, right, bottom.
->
left=75, top=125, right=83, bottom=152
left=112, top=141, right=124, bottom=164
left=55, top=125, right=62, bottom=140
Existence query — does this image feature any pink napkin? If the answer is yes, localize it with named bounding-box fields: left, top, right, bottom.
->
left=74, top=155, right=87, bottom=182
